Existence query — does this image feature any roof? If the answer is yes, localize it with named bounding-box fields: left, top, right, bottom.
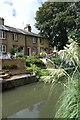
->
left=0, top=25, right=46, bottom=38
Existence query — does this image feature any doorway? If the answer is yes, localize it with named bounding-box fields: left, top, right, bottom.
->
left=27, top=47, right=31, bottom=56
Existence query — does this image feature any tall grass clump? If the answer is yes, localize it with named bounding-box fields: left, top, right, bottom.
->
left=55, top=38, right=80, bottom=118
left=40, top=68, right=68, bottom=83
left=55, top=68, right=79, bottom=118
left=58, top=38, right=80, bottom=69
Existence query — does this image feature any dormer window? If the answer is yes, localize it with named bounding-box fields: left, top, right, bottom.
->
left=0, top=31, right=5, bottom=39
left=33, top=37, right=37, bottom=44
left=13, top=33, right=17, bottom=41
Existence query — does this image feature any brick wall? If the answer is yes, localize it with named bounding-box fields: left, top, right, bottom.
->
left=2, top=59, right=26, bottom=75
left=6, top=32, right=25, bottom=54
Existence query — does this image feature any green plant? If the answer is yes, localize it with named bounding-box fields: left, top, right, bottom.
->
left=59, top=39, right=80, bottom=70
left=51, top=57, right=62, bottom=64
left=2, top=64, right=10, bottom=69
left=10, top=48, right=17, bottom=55
left=26, top=55, right=46, bottom=68
left=40, top=68, right=68, bottom=83
left=26, top=63, right=49, bottom=80
left=55, top=69, right=79, bottom=118
left=54, top=39, right=80, bottom=118
left=2, top=64, right=17, bottom=69
left=10, top=64, right=17, bottom=69
left=36, top=69, right=49, bottom=79
left=16, top=53, right=23, bottom=58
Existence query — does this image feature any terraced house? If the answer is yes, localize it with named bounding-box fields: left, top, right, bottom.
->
left=0, top=17, right=49, bottom=56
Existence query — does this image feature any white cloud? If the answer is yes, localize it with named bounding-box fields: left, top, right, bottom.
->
left=0, top=0, right=45, bottom=33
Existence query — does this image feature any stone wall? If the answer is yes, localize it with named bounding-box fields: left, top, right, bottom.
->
left=2, top=75, right=37, bottom=91
left=2, top=59, right=26, bottom=75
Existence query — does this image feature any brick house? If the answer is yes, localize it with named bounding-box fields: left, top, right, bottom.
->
left=0, top=17, right=49, bottom=56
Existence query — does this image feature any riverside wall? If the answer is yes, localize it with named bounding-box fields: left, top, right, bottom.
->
left=2, top=74, right=37, bottom=91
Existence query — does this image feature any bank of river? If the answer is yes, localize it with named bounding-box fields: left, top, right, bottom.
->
left=2, top=82, right=64, bottom=118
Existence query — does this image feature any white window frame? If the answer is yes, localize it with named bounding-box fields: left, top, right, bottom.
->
left=0, top=31, right=5, bottom=39
left=13, top=33, right=17, bottom=41
left=33, top=37, right=37, bottom=44
left=0, top=45, right=6, bottom=53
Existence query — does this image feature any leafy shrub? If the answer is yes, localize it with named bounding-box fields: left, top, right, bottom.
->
left=34, top=59, right=46, bottom=68
left=10, top=64, right=17, bottom=69
left=51, top=57, right=62, bottom=64
left=26, top=64, right=49, bottom=79
left=26, top=64, right=37, bottom=74
left=16, top=54, right=23, bottom=58
left=51, top=57, right=64, bottom=68
left=26, top=56, right=46, bottom=68
left=2, top=64, right=10, bottom=69
left=2, top=64, right=17, bottom=69
left=10, top=48, right=17, bottom=55
left=36, top=68, right=49, bottom=79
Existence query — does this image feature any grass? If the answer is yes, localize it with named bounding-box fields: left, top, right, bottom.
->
left=40, top=68, right=69, bottom=83
left=55, top=69, right=79, bottom=118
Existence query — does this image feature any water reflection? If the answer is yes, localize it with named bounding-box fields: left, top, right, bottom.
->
left=8, top=102, right=42, bottom=118
left=2, top=82, right=63, bottom=118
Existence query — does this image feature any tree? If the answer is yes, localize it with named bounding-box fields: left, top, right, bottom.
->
left=35, top=2, right=79, bottom=50
left=69, top=2, right=80, bottom=44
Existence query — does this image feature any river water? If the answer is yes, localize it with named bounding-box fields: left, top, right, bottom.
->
left=2, top=82, right=64, bottom=118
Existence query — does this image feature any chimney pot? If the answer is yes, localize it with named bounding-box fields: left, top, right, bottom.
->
left=0, top=17, right=4, bottom=25
left=24, top=24, right=31, bottom=32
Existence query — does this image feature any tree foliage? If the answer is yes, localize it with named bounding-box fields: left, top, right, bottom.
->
left=69, top=2, right=80, bottom=44
left=35, top=2, right=80, bottom=50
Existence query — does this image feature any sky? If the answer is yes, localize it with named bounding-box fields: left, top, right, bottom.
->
left=0, top=0, right=47, bottom=33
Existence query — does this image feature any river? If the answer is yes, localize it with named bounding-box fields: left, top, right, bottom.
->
left=2, top=82, right=64, bottom=118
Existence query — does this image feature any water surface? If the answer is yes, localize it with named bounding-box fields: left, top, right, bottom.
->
left=2, top=82, right=63, bottom=118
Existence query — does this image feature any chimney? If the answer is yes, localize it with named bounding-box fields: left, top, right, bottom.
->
left=24, top=24, right=31, bottom=32
left=0, top=17, right=4, bottom=25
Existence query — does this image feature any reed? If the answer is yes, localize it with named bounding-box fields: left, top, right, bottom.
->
left=55, top=69, right=79, bottom=118
left=55, top=39, right=80, bottom=118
